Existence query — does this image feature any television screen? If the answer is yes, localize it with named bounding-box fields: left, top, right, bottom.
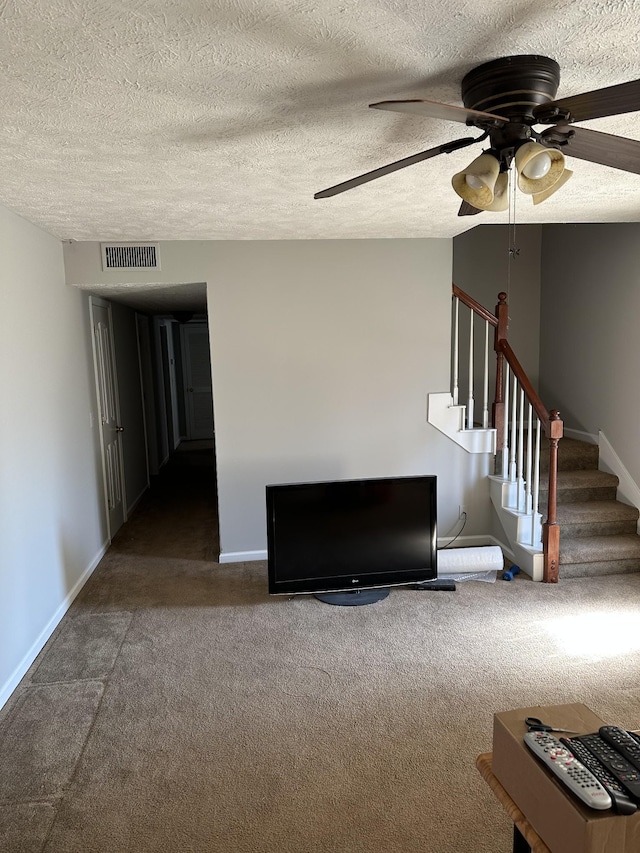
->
left=266, top=475, right=437, bottom=600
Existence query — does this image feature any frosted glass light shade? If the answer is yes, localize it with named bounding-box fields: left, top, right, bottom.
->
left=484, top=172, right=509, bottom=211
left=452, top=153, right=501, bottom=209
left=516, top=142, right=565, bottom=195
left=532, top=169, right=573, bottom=205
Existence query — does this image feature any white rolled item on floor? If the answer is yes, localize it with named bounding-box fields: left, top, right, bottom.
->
left=437, top=545, right=504, bottom=575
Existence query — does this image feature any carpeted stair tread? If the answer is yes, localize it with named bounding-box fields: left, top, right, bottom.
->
left=554, top=500, right=639, bottom=538
left=540, top=499, right=638, bottom=522
left=555, top=500, right=639, bottom=524
left=560, top=533, right=640, bottom=565
left=539, top=437, right=599, bottom=473
left=559, top=557, right=640, bottom=579
left=539, top=469, right=619, bottom=503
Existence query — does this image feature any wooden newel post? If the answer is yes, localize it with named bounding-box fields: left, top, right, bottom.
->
left=492, top=292, right=509, bottom=475
left=542, top=409, right=563, bottom=583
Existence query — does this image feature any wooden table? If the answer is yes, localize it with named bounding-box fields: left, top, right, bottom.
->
left=477, top=752, right=552, bottom=853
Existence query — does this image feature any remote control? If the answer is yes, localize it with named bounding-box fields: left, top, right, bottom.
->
left=414, top=579, right=456, bottom=591
left=599, top=726, right=640, bottom=772
left=570, top=732, right=640, bottom=800
left=562, top=737, right=637, bottom=814
left=524, top=731, right=612, bottom=810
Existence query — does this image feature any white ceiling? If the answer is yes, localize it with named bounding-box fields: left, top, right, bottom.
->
left=1, top=0, right=639, bottom=246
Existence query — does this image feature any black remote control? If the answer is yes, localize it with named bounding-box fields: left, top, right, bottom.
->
left=570, top=732, right=640, bottom=800
left=562, top=737, right=637, bottom=814
left=599, top=726, right=640, bottom=772
left=413, top=579, right=456, bottom=591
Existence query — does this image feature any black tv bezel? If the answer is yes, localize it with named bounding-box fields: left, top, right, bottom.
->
left=266, top=474, right=438, bottom=596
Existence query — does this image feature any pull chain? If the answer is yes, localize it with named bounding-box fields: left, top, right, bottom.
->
left=506, top=163, right=519, bottom=318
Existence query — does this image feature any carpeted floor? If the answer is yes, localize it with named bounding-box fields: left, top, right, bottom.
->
left=2, top=445, right=640, bottom=852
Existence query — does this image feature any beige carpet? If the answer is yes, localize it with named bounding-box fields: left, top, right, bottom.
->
left=2, top=446, right=640, bottom=852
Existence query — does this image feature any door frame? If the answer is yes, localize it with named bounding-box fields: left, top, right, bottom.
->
left=135, top=313, right=159, bottom=476
left=89, top=296, right=127, bottom=541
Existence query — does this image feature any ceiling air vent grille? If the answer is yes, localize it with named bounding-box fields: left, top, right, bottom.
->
left=101, top=242, right=160, bottom=271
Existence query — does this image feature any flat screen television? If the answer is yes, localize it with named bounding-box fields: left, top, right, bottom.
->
left=266, top=475, right=437, bottom=605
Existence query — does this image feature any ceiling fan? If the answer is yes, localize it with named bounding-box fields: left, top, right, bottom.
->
left=314, top=55, right=640, bottom=216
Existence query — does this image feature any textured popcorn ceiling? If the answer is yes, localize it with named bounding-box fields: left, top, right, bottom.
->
left=0, top=0, right=639, bottom=243
left=74, top=280, right=208, bottom=312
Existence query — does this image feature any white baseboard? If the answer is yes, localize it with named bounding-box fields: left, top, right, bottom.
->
left=0, top=540, right=109, bottom=711
left=219, top=549, right=267, bottom=564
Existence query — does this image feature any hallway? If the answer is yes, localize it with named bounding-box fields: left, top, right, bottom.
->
left=110, top=440, right=220, bottom=563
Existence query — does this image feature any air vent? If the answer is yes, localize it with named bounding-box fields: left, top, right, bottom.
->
left=101, top=242, right=160, bottom=271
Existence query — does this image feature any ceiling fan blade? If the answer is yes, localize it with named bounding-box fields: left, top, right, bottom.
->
left=534, top=78, right=640, bottom=124
left=458, top=200, right=484, bottom=216
left=314, top=135, right=483, bottom=199
left=542, top=125, right=640, bottom=175
left=370, top=99, right=507, bottom=127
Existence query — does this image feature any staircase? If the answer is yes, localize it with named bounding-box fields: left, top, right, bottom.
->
left=541, top=438, right=640, bottom=578
left=443, top=284, right=640, bottom=582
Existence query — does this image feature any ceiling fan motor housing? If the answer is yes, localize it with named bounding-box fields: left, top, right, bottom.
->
left=461, top=55, right=561, bottom=121
left=462, top=55, right=562, bottom=166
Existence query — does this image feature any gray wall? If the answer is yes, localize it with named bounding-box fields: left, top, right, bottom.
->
left=205, top=239, right=482, bottom=557
left=539, top=223, right=640, bottom=485
left=0, top=204, right=106, bottom=706
left=65, top=237, right=495, bottom=558
left=453, top=224, right=542, bottom=386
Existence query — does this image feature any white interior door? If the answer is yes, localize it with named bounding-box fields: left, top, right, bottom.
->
left=90, top=298, right=126, bottom=538
left=181, top=324, right=214, bottom=440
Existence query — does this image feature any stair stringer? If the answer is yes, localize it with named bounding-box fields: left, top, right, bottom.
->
left=428, top=392, right=496, bottom=454
left=489, top=475, right=544, bottom=581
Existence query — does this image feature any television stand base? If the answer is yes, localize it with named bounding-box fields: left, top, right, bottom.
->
left=314, top=589, right=390, bottom=606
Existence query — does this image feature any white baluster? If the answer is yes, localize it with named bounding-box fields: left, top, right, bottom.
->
left=467, top=311, right=474, bottom=429
left=518, top=387, right=525, bottom=510
left=482, top=320, right=489, bottom=428
left=502, top=363, right=510, bottom=479
left=509, top=374, right=517, bottom=483
left=525, top=403, right=533, bottom=515
left=453, top=298, right=459, bottom=406
left=532, top=417, right=541, bottom=546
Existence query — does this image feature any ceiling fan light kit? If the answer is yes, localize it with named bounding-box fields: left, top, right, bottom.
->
left=451, top=153, right=501, bottom=209
left=452, top=140, right=568, bottom=211
left=314, top=54, right=640, bottom=217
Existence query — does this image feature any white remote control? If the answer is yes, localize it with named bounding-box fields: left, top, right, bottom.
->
left=524, top=731, right=612, bottom=810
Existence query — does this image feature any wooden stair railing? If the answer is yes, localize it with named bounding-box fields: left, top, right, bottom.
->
left=452, top=285, right=563, bottom=583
